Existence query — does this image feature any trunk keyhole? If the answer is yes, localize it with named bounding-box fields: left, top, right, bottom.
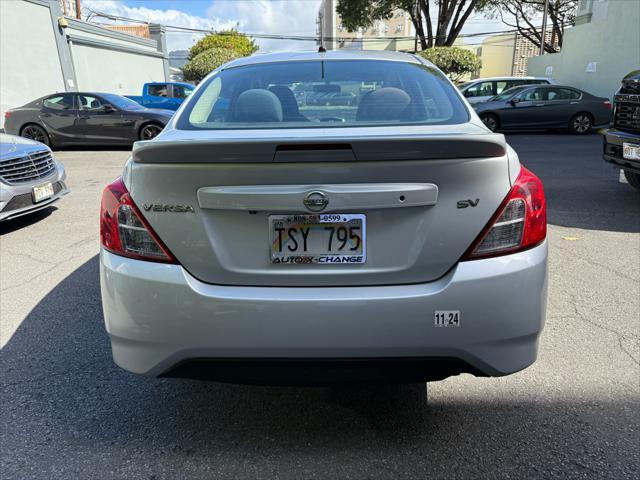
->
left=399, top=195, right=406, bottom=202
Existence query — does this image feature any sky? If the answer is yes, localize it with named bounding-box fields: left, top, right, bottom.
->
left=81, top=0, right=522, bottom=53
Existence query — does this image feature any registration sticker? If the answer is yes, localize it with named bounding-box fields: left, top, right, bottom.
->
left=435, top=310, right=460, bottom=327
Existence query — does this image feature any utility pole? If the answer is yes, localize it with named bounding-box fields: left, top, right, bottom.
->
left=318, top=10, right=326, bottom=52
left=414, top=0, right=419, bottom=52
left=539, top=0, right=549, bottom=55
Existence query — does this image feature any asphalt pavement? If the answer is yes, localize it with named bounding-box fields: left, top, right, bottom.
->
left=1, top=134, right=638, bottom=479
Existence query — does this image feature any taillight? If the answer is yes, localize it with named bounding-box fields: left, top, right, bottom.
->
left=462, top=166, right=546, bottom=260
left=4, top=111, right=11, bottom=119
left=603, top=100, right=612, bottom=110
left=100, top=177, right=177, bottom=263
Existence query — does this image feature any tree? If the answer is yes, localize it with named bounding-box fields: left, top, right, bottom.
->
left=183, top=48, right=241, bottom=82
left=488, top=0, right=578, bottom=53
left=336, top=0, right=490, bottom=50
left=183, top=30, right=259, bottom=82
left=418, top=46, right=481, bottom=81
left=188, top=29, right=258, bottom=59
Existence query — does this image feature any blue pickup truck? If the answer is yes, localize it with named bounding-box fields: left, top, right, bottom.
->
left=126, top=82, right=194, bottom=111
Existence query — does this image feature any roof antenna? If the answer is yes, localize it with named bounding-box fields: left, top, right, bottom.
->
left=318, top=10, right=326, bottom=52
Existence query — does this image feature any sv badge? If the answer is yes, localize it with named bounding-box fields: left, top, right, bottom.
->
left=143, top=204, right=195, bottom=213
left=457, top=199, right=479, bottom=209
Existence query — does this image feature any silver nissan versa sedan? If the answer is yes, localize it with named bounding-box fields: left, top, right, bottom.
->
left=100, top=50, right=548, bottom=385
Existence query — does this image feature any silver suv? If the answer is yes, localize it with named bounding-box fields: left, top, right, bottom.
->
left=99, top=51, right=548, bottom=384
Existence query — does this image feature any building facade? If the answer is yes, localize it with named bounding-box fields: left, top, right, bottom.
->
left=0, top=0, right=169, bottom=127
left=317, top=0, right=416, bottom=52
left=473, top=30, right=556, bottom=78
left=528, top=0, right=640, bottom=99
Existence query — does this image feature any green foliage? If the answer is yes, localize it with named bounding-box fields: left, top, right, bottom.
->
left=418, top=47, right=481, bottom=82
left=183, top=47, right=241, bottom=82
left=188, top=29, right=258, bottom=59
left=335, top=0, right=406, bottom=32
left=336, top=0, right=490, bottom=48
left=183, top=30, right=258, bottom=82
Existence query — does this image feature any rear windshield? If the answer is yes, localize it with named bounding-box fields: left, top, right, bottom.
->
left=177, top=60, right=469, bottom=130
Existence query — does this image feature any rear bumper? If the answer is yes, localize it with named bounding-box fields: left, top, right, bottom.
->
left=100, top=242, right=548, bottom=382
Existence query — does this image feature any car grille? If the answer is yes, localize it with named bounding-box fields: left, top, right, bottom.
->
left=0, top=150, right=56, bottom=184
left=614, top=103, right=640, bottom=132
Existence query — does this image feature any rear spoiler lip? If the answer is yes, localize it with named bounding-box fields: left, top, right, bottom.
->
left=132, top=133, right=507, bottom=164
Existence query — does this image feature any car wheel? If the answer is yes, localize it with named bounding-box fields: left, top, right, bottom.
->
left=624, top=171, right=640, bottom=191
left=480, top=114, right=499, bottom=132
left=20, top=124, right=50, bottom=146
left=139, top=123, right=163, bottom=141
left=569, top=113, right=592, bottom=135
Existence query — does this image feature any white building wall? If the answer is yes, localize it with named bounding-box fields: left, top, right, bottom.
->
left=528, top=0, right=640, bottom=99
left=0, top=0, right=66, bottom=127
left=1, top=1, right=168, bottom=128
left=70, top=43, right=166, bottom=95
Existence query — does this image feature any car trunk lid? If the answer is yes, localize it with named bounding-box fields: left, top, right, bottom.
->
left=128, top=126, right=511, bottom=287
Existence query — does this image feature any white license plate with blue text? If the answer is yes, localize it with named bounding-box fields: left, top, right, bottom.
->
left=270, top=213, right=366, bottom=264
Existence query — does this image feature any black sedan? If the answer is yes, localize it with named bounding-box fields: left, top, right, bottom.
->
left=474, top=85, right=611, bottom=134
left=3, top=93, right=173, bottom=147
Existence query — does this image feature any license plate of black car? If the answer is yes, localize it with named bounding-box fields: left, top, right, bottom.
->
left=269, top=213, right=366, bottom=264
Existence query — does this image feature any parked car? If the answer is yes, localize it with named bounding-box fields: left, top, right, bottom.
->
left=460, top=76, right=553, bottom=104
left=3, top=93, right=173, bottom=148
left=0, top=133, right=69, bottom=221
left=474, top=85, right=611, bottom=134
left=603, top=71, right=640, bottom=190
left=99, top=50, right=548, bottom=385
left=126, top=82, right=194, bottom=111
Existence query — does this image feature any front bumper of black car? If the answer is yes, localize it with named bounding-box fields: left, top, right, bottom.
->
left=603, top=128, right=640, bottom=174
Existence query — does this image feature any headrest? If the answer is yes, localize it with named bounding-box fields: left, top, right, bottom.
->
left=233, top=89, right=283, bottom=123
left=356, top=87, right=411, bottom=122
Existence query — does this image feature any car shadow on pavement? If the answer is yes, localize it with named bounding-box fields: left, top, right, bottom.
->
left=505, top=133, right=640, bottom=233
left=51, top=145, right=133, bottom=152
left=0, top=206, right=57, bottom=235
left=1, top=256, right=637, bottom=479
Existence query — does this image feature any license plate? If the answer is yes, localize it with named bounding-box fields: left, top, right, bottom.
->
left=32, top=182, right=54, bottom=203
left=623, top=142, right=640, bottom=161
left=270, top=213, right=366, bottom=264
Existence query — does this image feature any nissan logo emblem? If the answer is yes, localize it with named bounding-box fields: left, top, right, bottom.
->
left=303, top=191, right=329, bottom=212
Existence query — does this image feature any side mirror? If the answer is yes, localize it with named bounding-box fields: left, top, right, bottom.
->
left=509, top=97, right=521, bottom=106
left=102, top=104, right=116, bottom=113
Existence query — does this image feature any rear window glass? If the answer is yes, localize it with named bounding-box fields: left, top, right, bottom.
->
left=178, top=60, right=468, bottom=130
